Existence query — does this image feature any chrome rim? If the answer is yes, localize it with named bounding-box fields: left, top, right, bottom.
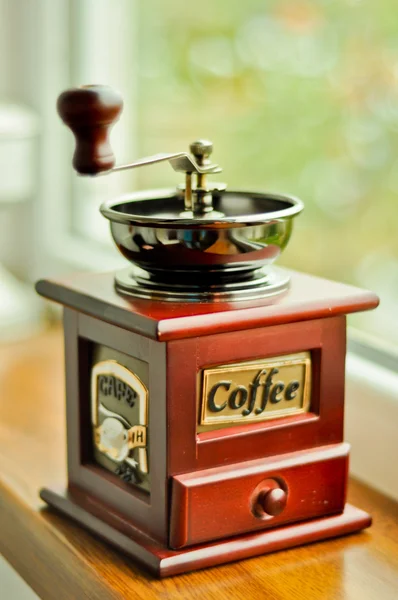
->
left=100, top=189, right=304, bottom=229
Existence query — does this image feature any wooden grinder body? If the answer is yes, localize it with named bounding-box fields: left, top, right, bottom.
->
left=36, top=269, right=378, bottom=577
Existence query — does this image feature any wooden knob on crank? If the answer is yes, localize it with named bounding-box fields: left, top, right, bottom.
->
left=57, top=85, right=123, bottom=175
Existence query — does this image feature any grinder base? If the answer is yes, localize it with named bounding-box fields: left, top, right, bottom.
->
left=40, top=486, right=371, bottom=578
left=114, top=265, right=290, bottom=302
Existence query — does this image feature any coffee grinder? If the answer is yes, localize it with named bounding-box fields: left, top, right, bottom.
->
left=36, top=85, right=379, bottom=577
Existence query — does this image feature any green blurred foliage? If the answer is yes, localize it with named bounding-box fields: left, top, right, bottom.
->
left=133, top=0, right=397, bottom=343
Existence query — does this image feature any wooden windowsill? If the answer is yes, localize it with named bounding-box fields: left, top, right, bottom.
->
left=0, top=328, right=397, bottom=599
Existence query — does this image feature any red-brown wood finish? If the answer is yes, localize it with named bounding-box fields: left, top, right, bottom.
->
left=34, top=269, right=379, bottom=576
left=170, top=443, right=349, bottom=549
left=64, top=309, right=169, bottom=543
left=167, top=316, right=346, bottom=475
left=40, top=487, right=371, bottom=578
left=36, top=269, right=379, bottom=341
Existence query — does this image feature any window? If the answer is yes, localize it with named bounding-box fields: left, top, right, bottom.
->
left=3, top=0, right=397, bottom=345
left=33, top=0, right=397, bottom=347
left=3, top=0, right=397, bottom=499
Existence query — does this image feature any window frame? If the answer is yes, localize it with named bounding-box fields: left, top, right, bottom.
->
left=34, top=0, right=136, bottom=278
left=345, top=332, right=398, bottom=501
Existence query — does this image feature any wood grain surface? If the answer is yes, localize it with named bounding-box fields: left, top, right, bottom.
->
left=169, top=444, right=349, bottom=548
left=35, top=269, right=379, bottom=341
left=166, top=316, right=346, bottom=475
left=1, top=328, right=397, bottom=599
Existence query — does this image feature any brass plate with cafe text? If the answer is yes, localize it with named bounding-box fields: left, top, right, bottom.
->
left=198, top=352, right=311, bottom=432
left=90, top=346, right=150, bottom=493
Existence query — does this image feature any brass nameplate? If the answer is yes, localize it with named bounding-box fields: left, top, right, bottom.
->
left=199, top=352, right=311, bottom=430
left=91, top=360, right=149, bottom=483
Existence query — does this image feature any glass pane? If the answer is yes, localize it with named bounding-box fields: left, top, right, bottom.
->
left=72, top=0, right=398, bottom=347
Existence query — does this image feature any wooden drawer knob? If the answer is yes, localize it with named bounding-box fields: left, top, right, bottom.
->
left=259, top=487, right=287, bottom=517
left=252, top=478, right=288, bottom=519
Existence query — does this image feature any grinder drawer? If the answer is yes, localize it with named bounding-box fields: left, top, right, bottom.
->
left=170, top=443, right=349, bottom=549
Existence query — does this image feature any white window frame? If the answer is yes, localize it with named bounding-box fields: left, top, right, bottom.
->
left=345, top=331, right=398, bottom=501
left=35, top=0, right=137, bottom=278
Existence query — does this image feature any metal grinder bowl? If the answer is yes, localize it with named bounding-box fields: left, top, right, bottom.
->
left=100, top=188, right=303, bottom=302
left=55, top=84, right=304, bottom=301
